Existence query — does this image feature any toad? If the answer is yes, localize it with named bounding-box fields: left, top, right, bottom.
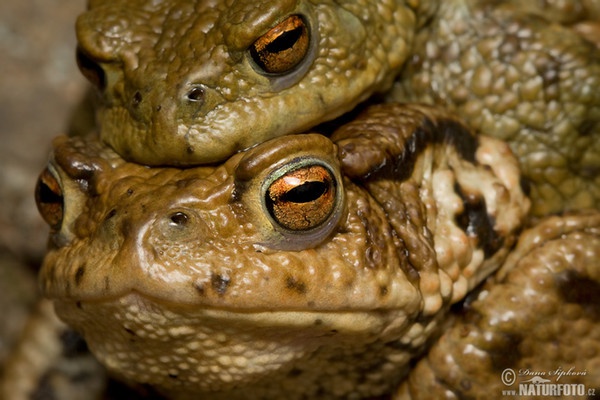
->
left=31, top=104, right=543, bottom=398
left=75, top=0, right=600, bottom=216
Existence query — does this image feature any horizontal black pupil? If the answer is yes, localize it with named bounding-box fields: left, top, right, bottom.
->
left=38, top=181, right=62, bottom=205
left=265, top=26, right=303, bottom=54
left=76, top=48, right=106, bottom=89
left=281, top=181, right=328, bottom=204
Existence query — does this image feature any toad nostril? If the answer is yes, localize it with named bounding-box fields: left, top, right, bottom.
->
left=76, top=47, right=106, bottom=90
left=132, top=91, right=143, bottom=107
left=186, top=86, right=205, bottom=103
left=169, top=212, right=189, bottom=226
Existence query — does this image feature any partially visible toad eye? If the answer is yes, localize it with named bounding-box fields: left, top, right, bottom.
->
left=249, top=15, right=310, bottom=75
left=35, top=168, right=64, bottom=230
left=265, top=164, right=337, bottom=231
left=76, top=46, right=106, bottom=90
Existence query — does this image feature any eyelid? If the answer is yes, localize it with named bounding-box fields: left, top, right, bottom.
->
left=230, top=6, right=318, bottom=91
left=249, top=15, right=310, bottom=75
left=223, top=1, right=302, bottom=50
left=234, top=134, right=344, bottom=251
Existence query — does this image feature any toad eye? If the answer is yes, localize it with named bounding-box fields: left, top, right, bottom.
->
left=250, top=15, right=310, bottom=75
left=35, top=168, right=64, bottom=230
left=265, top=164, right=337, bottom=231
left=76, top=47, right=106, bottom=90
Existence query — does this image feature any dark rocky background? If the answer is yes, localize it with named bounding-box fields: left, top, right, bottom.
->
left=0, top=0, right=87, bottom=368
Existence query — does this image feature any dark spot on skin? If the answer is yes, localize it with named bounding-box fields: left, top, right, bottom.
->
left=363, top=116, right=479, bottom=182
left=499, top=34, right=523, bottom=61
left=132, top=91, right=143, bottom=107
left=76, top=301, right=82, bottom=309
left=211, top=274, right=230, bottom=295
left=453, top=285, right=482, bottom=317
left=187, top=146, right=195, bottom=155
left=578, top=119, right=598, bottom=136
left=286, top=276, right=307, bottom=294
left=455, top=288, right=524, bottom=374
left=341, top=142, right=356, bottom=152
left=288, top=368, right=303, bottom=377
left=460, top=379, right=472, bottom=391
left=458, top=325, right=471, bottom=338
left=581, top=165, right=600, bottom=179
left=556, top=270, right=600, bottom=307
left=519, top=177, right=531, bottom=197
left=454, top=184, right=503, bottom=258
left=175, top=179, right=194, bottom=189
left=59, top=329, right=89, bottom=358
left=489, top=332, right=523, bottom=371
left=31, top=372, right=58, bottom=400
left=193, top=282, right=205, bottom=296
left=120, top=220, right=133, bottom=238
left=535, top=57, right=561, bottom=92
left=434, top=118, right=478, bottom=163
left=354, top=355, right=396, bottom=386
left=105, top=209, right=117, bottom=221
left=75, top=264, right=86, bottom=286
left=156, top=105, right=162, bottom=112
left=230, top=187, right=243, bottom=203
left=122, top=148, right=133, bottom=159
left=384, top=340, right=414, bottom=352
left=379, top=285, right=389, bottom=296
left=168, top=373, right=178, bottom=379
left=104, top=276, right=110, bottom=292
left=126, top=188, right=134, bottom=196
left=124, top=328, right=136, bottom=336
left=314, top=319, right=323, bottom=326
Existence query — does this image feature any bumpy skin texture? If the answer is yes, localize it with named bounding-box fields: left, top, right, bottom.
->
left=76, top=0, right=419, bottom=165
left=390, top=0, right=600, bottom=216
left=77, top=0, right=600, bottom=217
left=37, top=104, right=528, bottom=399
left=394, top=211, right=600, bottom=399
